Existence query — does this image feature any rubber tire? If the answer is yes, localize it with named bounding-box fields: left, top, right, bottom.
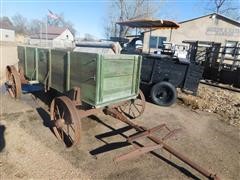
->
left=150, top=81, right=177, bottom=106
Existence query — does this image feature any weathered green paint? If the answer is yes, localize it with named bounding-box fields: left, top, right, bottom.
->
left=24, top=46, right=27, bottom=75
left=17, top=46, right=26, bottom=72
left=99, top=55, right=104, bottom=102
left=50, top=49, right=68, bottom=92
left=18, top=46, right=142, bottom=107
left=35, top=48, right=39, bottom=81
left=95, top=54, right=101, bottom=104
left=24, top=47, right=37, bottom=80
left=66, top=51, right=71, bottom=91
left=37, top=48, right=49, bottom=83
left=70, top=51, right=98, bottom=105
left=48, top=49, right=52, bottom=87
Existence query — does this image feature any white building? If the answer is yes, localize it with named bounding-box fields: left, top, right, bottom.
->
left=143, top=13, right=240, bottom=53
left=0, top=21, right=15, bottom=42
left=0, top=20, right=17, bottom=84
left=29, top=26, right=74, bottom=48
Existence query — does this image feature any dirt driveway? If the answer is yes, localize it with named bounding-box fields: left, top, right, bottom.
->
left=0, top=90, right=239, bottom=180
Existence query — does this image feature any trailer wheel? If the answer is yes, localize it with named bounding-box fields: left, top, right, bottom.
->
left=119, top=90, right=146, bottom=119
left=150, top=82, right=177, bottom=106
left=6, top=65, right=22, bottom=99
left=50, top=96, right=81, bottom=147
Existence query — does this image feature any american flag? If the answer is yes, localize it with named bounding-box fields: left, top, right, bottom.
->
left=48, top=10, right=59, bottom=20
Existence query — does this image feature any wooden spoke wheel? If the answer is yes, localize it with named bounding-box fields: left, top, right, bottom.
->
left=6, top=65, right=21, bottom=99
left=50, top=96, right=81, bottom=147
left=119, top=90, right=146, bottom=119
left=18, top=65, right=28, bottom=84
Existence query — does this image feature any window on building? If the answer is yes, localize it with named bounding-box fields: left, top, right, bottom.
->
left=225, top=41, right=238, bottom=56
left=149, top=36, right=167, bottom=49
left=5, top=34, right=9, bottom=38
left=66, top=35, right=69, bottom=39
left=149, top=36, right=158, bottom=48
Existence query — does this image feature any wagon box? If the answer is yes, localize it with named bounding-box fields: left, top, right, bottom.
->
left=17, top=46, right=142, bottom=107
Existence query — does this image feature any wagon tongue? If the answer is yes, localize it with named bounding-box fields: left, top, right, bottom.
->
left=104, top=108, right=220, bottom=180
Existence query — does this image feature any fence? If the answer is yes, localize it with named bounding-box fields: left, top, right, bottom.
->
left=184, top=41, right=240, bottom=88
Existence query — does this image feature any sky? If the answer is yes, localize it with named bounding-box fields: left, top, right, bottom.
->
left=1, top=0, right=238, bottom=38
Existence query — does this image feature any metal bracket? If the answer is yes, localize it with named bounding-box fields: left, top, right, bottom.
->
left=115, top=123, right=181, bottom=162
left=115, top=144, right=163, bottom=162
left=104, top=107, right=220, bottom=180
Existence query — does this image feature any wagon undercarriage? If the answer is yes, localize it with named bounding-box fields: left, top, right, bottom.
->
left=6, top=65, right=220, bottom=180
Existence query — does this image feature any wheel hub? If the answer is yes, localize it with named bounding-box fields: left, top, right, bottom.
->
left=157, top=91, right=167, bottom=99
left=6, top=80, right=13, bottom=86
left=55, top=118, right=65, bottom=128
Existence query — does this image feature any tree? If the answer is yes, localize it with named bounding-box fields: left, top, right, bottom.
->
left=103, top=0, right=163, bottom=38
left=206, top=0, right=240, bottom=20
left=47, top=13, right=76, bottom=35
left=11, top=12, right=77, bottom=36
left=11, top=13, right=28, bottom=34
left=83, top=33, right=97, bottom=41
left=28, top=19, right=44, bottom=35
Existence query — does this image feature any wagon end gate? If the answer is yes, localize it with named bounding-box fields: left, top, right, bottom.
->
left=104, top=108, right=220, bottom=180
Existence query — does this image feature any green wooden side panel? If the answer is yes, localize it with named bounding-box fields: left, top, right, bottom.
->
left=17, top=46, right=25, bottom=68
left=51, top=50, right=68, bottom=92
left=70, top=52, right=98, bottom=105
left=17, top=46, right=142, bottom=107
left=97, top=54, right=141, bottom=106
left=25, top=47, right=36, bottom=80
left=37, top=48, right=49, bottom=83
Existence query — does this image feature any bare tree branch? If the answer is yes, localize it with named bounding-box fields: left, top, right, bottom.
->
left=103, top=0, right=163, bottom=38
left=206, top=0, right=240, bottom=20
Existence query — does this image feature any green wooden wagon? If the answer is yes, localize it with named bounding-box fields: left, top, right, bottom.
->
left=6, top=46, right=145, bottom=147
left=6, top=45, right=220, bottom=179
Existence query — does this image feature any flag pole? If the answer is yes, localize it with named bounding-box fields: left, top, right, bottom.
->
left=40, top=18, right=42, bottom=46
left=46, top=16, right=48, bottom=47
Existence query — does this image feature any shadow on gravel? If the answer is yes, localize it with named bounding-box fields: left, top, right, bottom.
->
left=36, top=107, right=54, bottom=128
left=36, top=107, right=73, bottom=148
left=90, top=115, right=200, bottom=180
left=35, top=107, right=61, bottom=144
left=90, top=124, right=132, bottom=155
left=0, top=124, right=6, bottom=152
left=32, top=90, right=58, bottom=106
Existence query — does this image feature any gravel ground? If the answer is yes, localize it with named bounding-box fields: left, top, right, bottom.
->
left=0, top=91, right=240, bottom=180
left=178, top=84, right=240, bottom=127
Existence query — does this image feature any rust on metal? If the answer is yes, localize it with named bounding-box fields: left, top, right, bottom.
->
left=8, top=69, right=220, bottom=180
left=116, top=19, right=180, bottom=29
left=119, top=90, right=146, bottom=119
left=115, top=144, right=163, bottom=162
left=105, top=107, right=220, bottom=180
left=71, top=87, right=82, bottom=105
left=78, top=108, right=102, bottom=119
left=5, top=65, right=22, bottom=99
left=128, top=123, right=167, bottom=143
left=18, top=65, right=29, bottom=84
left=50, top=96, right=81, bottom=147
left=162, top=128, right=181, bottom=141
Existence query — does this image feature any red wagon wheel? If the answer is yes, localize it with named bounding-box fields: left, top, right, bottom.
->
left=6, top=65, right=22, bottom=99
left=50, top=96, right=81, bottom=147
left=119, top=90, right=146, bottom=119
